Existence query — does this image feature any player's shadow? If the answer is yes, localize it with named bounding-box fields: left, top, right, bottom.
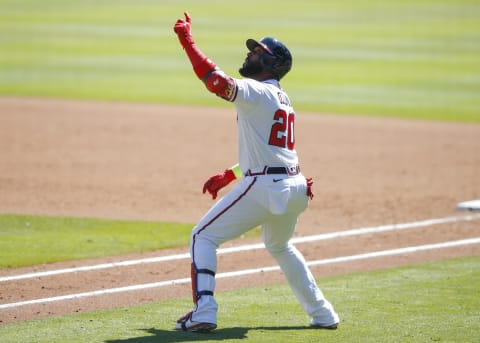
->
left=105, top=326, right=317, bottom=342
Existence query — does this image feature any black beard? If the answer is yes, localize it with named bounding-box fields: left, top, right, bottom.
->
left=239, top=59, right=263, bottom=77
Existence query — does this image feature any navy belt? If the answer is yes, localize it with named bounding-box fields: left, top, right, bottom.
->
left=245, top=166, right=300, bottom=177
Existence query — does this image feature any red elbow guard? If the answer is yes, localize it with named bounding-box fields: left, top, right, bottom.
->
left=204, top=71, right=238, bottom=101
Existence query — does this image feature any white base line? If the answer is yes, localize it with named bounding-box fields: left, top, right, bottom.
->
left=2, top=213, right=479, bottom=283
left=1, top=237, right=479, bottom=310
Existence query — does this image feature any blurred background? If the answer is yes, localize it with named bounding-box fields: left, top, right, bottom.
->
left=0, top=0, right=479, bottom=122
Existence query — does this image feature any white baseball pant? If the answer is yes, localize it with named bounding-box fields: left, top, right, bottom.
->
left=189, top=172, right=339, bottom=327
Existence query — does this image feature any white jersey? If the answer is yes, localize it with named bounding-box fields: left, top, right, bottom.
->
left=230, top=78, right=299, bottom=174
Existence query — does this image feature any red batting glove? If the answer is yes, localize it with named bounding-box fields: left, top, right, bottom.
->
left=306, top=177, right=314, bottom=200
left=203, top=169, right=236, bottom=200
left=173, top=12, right=217, bottom=80
left=174, top=12, right=195, bottom=48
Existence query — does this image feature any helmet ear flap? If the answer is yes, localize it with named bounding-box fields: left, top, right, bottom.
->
left=258, top=54, right=268, bottom=68
left=259, top=54, right=277, bottom=76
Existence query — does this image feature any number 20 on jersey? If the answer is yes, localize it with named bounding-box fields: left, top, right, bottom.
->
left=268, top=109, right=295, bottom=150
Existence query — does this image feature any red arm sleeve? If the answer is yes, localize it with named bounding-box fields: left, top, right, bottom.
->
left=182, top=44, right=217, bottom=80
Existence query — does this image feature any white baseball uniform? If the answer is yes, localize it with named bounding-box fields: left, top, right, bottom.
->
left=189, top=76, right=339, bottom=327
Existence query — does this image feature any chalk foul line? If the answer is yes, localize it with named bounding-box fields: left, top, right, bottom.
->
left=0, top=236, right=479, bottom=309
left=1, top=213, right=479, bottom=283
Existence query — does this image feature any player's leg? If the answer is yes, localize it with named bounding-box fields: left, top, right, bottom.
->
left=176, top=177, right=268, bottom=330
left=262, top=203, right=339, bottom=328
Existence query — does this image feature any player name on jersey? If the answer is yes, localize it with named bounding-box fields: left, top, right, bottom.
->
left=277, top=92, right=292, bottom=107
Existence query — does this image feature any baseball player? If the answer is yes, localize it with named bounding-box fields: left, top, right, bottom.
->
left=173, top=12, right=339, bottom=332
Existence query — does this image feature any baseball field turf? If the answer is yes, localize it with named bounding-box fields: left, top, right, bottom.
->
left=1, top=0, right=479, bottom=122
left=0, top=256, right=478, bottom=343
left=1, top=0, right=479, bottom=342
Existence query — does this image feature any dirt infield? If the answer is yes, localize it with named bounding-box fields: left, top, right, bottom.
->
left=1, top=97, right=479, bottom=325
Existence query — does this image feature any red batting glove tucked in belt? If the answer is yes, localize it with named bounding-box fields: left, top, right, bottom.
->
left=306, top=177, right=314, bottom=200
left=203, top=169, right=236, bottom=200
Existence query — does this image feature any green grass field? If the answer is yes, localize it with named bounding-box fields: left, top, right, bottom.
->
left=1, top=257, right=478, bottom=342
left=0, top=215, right=194, bottom=269
left=1, top=0, right=479, bottom=122
left=0, top=214, right=260, bottom=269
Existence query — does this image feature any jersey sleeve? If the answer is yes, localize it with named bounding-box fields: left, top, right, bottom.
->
left=233, top=78, right=265, bottom=105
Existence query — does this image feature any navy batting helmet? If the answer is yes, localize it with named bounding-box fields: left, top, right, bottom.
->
left=246, top=37, right=292, bottom=80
